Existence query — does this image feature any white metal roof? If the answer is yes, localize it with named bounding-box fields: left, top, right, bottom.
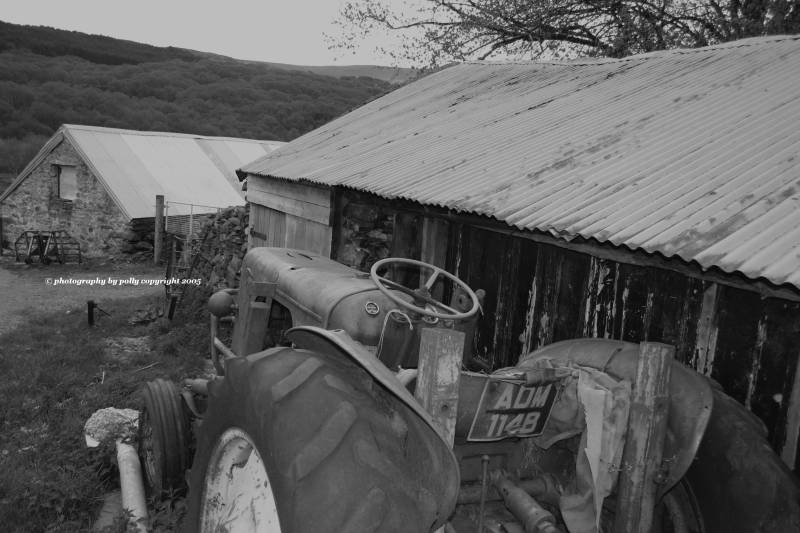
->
left=2, top=124, right=284, bottom=218
left=242, top=35, right=800, bottom=290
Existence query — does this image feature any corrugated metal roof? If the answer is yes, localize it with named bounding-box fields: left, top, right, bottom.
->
left=242, top=35, right=800, bottom=290
left=1, top=124, right=284, bottom=218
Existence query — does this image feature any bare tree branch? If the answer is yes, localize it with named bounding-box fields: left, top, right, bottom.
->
left=330, top=0, right=800, bottom=66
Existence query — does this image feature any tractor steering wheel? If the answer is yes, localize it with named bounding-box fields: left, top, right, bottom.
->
left=370, top=258, right=480, bottom=321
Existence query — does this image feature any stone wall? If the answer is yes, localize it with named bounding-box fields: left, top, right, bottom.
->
left=335, top=196, right=396, bottom=271
left=172, top=205, right=248, bottom=319
left=194, top=205, right=248, bottom=291
left=0, top=138, right=130, bottom=256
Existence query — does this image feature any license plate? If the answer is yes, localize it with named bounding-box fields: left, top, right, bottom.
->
left=467, top=379, right=560, bottom=442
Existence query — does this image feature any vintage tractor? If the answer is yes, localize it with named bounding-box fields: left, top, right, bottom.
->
left=139, top=247, right=800, bottom=532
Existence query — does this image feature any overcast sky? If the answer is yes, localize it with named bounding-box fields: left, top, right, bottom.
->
left=3, top=0, right=410, bottom=66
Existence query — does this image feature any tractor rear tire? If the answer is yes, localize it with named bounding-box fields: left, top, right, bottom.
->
left=184, top=346, right=458, bottom=533
left=686, top=387, right=800, bottom=532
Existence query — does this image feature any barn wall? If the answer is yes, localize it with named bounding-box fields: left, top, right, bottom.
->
left=333, top=190, right=800, bottom=471
left=247, top=178, right=332, bottom=256
left=0, top=138, right=129, bottom=256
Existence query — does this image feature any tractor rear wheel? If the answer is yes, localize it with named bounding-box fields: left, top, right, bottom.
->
left=184, top=347, right=458, bottom=533
left=598, top=479, right=703, bottom=533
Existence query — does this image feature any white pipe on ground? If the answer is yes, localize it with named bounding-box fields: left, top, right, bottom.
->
left=116, top=440, right=149, bottom=532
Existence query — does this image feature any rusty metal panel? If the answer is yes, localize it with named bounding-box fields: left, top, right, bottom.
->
left=241, top=35, right=800, bottom=291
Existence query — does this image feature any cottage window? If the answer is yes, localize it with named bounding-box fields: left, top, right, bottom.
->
left=57, top=166, right=78, bottom=201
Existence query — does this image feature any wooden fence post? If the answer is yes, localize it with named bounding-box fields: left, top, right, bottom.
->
left=154, top=195, right=164, bottom=265
left=614, top=342, right=675, bottom=533
left=414, top=327, right=465, bottom=448
left=415, top=327, right=465, bottom=533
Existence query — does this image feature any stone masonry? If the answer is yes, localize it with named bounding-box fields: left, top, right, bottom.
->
left=1, top=138, right=130, bottom=256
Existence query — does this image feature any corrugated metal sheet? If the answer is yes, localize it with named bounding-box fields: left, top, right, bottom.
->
left=0, top=124, right=284, bottom=218
left=242, top=35, right=800, bottom=290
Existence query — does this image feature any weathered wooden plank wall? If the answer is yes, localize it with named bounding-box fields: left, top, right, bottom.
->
left=329, top=192, right=800, bottom=471
left=247, top=178, right=332, bottom=256
left=444, top=223, right=800, bottom=470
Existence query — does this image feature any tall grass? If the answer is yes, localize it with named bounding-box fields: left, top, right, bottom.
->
left=0, top=295, right=208, bottom=532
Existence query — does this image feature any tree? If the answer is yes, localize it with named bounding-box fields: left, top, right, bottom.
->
left=333, top=0, right=800, bottom=65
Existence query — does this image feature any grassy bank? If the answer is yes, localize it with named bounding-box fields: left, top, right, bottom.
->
left=0, top=295, right=208, bottom=532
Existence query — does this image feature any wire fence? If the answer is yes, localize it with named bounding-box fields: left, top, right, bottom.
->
left=164, top=200, right=223, bottom=240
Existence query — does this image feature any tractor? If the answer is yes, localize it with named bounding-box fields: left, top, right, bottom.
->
left=139, top=247, right=800, bottom=532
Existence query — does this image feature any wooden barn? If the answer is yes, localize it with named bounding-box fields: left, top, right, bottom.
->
left=0, top=124, right=283, bottom=256
left=237, top=36, right=800, bottom=471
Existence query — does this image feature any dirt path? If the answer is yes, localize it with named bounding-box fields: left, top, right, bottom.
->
left=0, top=255, right=167, bottom=336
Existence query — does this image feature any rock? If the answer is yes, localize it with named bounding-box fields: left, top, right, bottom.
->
left=127, top=306, right=161, bottom=325
left=84, top=408, right=139, bottom=447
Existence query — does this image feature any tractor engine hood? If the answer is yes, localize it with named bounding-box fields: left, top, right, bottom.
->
left=241, top=247, right=412, bottom=346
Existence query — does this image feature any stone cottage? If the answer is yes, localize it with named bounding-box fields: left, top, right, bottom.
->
left=0, top=124, right=283, bottom=256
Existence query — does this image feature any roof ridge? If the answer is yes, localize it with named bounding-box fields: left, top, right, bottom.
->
left=464, top=34, right=800, bottom=68
left=61, top=124, right=281, bottom=144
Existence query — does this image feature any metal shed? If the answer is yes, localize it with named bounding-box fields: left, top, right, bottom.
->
left=239, top=36, right=800, bottom=470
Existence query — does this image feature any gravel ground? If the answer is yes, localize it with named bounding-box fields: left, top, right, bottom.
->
left=0, top=253, right=166, bottom=336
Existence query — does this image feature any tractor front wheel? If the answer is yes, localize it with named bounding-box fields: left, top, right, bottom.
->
left=184, top=347, right=459, bottom=533
left=138, top=379, right=192, bottom=497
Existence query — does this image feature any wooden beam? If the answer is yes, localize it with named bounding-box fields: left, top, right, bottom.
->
left=614, top=342, right=675, bottom=533
left=154, top=194, right=164, bottom=265
left=248, top=176, right=332, bottom=208
left=247, top=188, right=332, bottom=226
left=230, top=279, right=276, bottom=356
left=420, top=217, right=450, bottom=302
left=416, top=327, right=465, bottom=533
left=414, top=327, right=465, bottom=446
left=468, top=222, right=800, bottom=303
left=782, top=355, right=800, bottom=469
left=331, top=189, right=800, bottom=302
left=693, top=284, right=720, bottom=376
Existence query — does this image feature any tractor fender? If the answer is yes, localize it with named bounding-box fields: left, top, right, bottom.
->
left=287, top=326, right=454, bottom=445
left=517, top=338, right=713, bottom=495
left=286, top=327, right=461, bottom=495
left=687, top=386, right=800, bottom=531
left=520, top=340, right=800, bottom=531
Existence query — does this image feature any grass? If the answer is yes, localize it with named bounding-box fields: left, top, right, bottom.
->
left=0, top=294, right=209, bottom=532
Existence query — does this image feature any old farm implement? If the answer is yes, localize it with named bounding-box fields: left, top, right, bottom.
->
left=14, top=230, right=81, bottom=264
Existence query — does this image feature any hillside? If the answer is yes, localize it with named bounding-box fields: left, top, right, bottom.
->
left=0, top=20, right=404, bottom=176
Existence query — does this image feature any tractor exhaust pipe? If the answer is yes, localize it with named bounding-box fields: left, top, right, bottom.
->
left=116, top=440, right=149, bottom=533
left=457, top=473, right=561, bottom=505
left=84, top=408, right=148, bottom=532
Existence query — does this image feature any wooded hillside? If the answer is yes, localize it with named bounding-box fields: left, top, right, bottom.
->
left=0, top=20, right=398, bottom=180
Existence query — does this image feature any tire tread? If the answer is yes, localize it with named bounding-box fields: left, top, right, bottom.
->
left=186, top=348, right=456, bottom=532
